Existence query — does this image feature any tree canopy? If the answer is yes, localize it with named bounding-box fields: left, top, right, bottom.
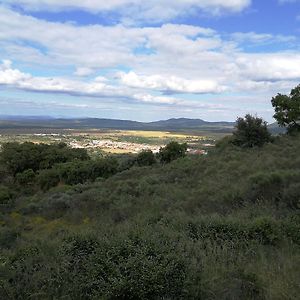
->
left=271, top=84, right=300, bottom=134
left=158, top=141, right=187, bottom=163
left=232, top=114, right=272, bottom=148
left=136, top=150, right=156, bottom=166
left=0, top=142, right=89, bottom=175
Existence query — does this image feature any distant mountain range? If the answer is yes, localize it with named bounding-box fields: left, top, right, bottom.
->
left=0, top=116, right=235, bottom=133
left=0, top=116, right=283, bottom=133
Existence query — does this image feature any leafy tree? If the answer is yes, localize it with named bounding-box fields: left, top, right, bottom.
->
left=0, top=142, right=89, bottom=175
left=37, top=158, right=119, bottom=190
left=232, top=114, right=272, bottom=148
left=16, top=169, right=36, bottom=186
left=37, top=168, right=61, bottom=191
left=136, top=150, right=156, bottom=166
left=158, top=141, right=187, bottom=164
left=271, top=84, right=300, bottom=134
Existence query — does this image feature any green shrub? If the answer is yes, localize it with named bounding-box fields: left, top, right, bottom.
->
left=37, top=168, right=61, bottom=191
left=15, top=169, right=36, bottom=186
left=0, top=185, right=14, bottom=210
left=0, top=227, right=19, bottom=249
left=282, top=183, right=300, bottom=209
left=0, top=142, right=89, bottom=175
left=232, top=114, right=272, bottom=148
left=158, top=141, right=187, bottom=164
left=136, top=150, right=156, bottom=166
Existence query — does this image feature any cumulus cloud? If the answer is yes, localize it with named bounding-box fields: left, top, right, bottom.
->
left=0, top=60, right=111, bottom=95
left=0, top=60, right=182, bottom=105
left=1, top=5, right=300, bottom=120
left=133, top=93, right=179, bottom=104
left=74, top=67, right=95, bottom=77
left=4, top=0, right=251, bottom=22
left=0, top=7, right=218, bottom=69
left=118, top=71, right=226, bottom=94
left=236, top=54, right=300, bottom=81
left=231, top=32, right=296, bottom=44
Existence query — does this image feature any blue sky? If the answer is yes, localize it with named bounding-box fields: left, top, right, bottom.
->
left=0, top=0, right=299, bottom=121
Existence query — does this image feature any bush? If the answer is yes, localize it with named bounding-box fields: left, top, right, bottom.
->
left=282, top=183, right=300, bottom=209
left=136, top=150, right=156, bottom=166
left=0, top=227, right=19, bottom=249
left=38, top=168, right=61, bottom=191
left=15, top=169, right=36, bottom=186
left=158, top=141, right=187, bottom=164
left=272, top=84, right=300, bottom=134
left=232, top=114, right=272, bottom=148
left=0, top=186, right=14, bottom=210
left=0, top=142, right=89, bottom=175
left=37, top=158, right=119, bottom=190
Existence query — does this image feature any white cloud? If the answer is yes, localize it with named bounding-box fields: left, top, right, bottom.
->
left=0, top=60, right=183, bottom=105
left=4, top=0, right=251, bottom=22
left=133, top=93, right=179, bottom=104
left=74, top=67, right=95, bottom=77
left=0, top=5, right=300, bottom=121
left=236, top=54, right=300, bottom=81
left=1, top=7, right=299, bottom=89
left=118, top=71, right=226, bottom=94
left=231, top=32, right=296, bottom=44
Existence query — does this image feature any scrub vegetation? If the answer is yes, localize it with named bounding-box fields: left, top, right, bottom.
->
left=0, top=86, right=299, bottom=299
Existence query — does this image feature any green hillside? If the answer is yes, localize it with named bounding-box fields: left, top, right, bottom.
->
left=0, top=132, right=299, bottom=299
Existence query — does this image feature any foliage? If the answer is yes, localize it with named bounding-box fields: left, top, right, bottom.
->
left=158, top=141, right=187, bottom=163
left=272, top=84, right=300, bottom=134
left=0, top=142, right=89, bottom=175
left=0, top=185, right=14, bottom=211
left=38, top=157, right=119, bottom=190
left=15, top=169, right=36, bottom=186
left=232, top=114, right=272, bottom=147
left=136, top=150, right=156, bottom=166
left=0, top=135, right=300, bottom=299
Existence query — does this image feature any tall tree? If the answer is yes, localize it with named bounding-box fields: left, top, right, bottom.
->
left=232, top=114, right=271, bottom=148
left=271, top=84, right=300, bottom=134
left=158, top=142, right=187, bottom=163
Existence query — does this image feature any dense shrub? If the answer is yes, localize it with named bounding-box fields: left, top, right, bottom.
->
left=37, top=157, right=119, bottom=190
left=272, top=84, right=300, bottom=134
left=15, top=169, right=36, bottom=186
left=0, top=227, right=19, bottom=249
left=0, top=185, right=14, bottom=210
left=232, top=114, right=272, bottom=148
left=37, top=168, right=61, bottom=191
left=1, top=134, right=300, bottom=299
left=158, top=141, right=187, bottom=163
left=136, top=150, right=156, bottom=166
left=0, top=142, right=89, bottom=175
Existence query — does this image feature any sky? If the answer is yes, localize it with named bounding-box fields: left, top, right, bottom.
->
left=0, top=0, right=299, bottom=122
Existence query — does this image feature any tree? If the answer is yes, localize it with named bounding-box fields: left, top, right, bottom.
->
left=158, top=142, right=187, bottom=164
left=136, top=150, right=156, bottom=166
left=0, top=142, right=89, bottom=175
left=271, top=84, right=300, bottom=134
left=16, top=169, right=36, bottom=186
left=232, top=114, right=272, bottom=148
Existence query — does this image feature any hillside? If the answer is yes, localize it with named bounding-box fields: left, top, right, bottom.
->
left=0, top=116, right=235, bottom=132
left=0, top=134, right=299, bottom=299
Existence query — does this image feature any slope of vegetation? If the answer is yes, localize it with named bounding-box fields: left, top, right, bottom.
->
left=0, top=130, right=299, bottom=299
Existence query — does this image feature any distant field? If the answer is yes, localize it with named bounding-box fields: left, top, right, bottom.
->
left=0, top=128, right=223, bottom=154
left=114, top=130, right=201, bottom=139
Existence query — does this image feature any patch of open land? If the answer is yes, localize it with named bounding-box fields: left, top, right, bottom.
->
left=0, top=129, right=219, bottom=155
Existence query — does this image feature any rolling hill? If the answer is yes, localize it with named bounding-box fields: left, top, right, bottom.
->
left=0, top=116, right=235, bottom=132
